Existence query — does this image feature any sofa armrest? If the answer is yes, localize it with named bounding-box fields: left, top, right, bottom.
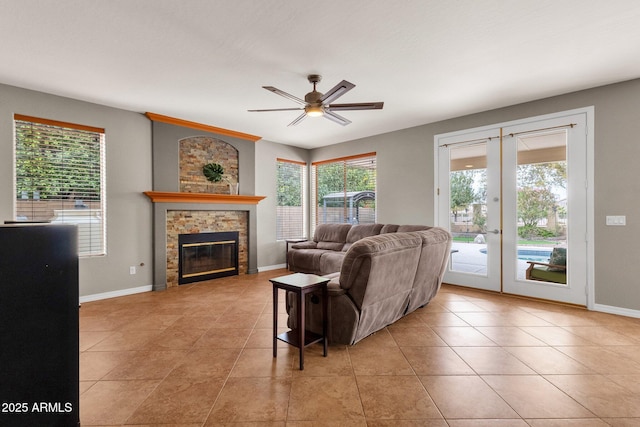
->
left=327, top=278, right=346, bottom=297
left=291, top=241, right=317, bottom=249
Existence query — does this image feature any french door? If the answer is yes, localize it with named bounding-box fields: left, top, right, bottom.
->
left=435, top=109, right=592, bottom=305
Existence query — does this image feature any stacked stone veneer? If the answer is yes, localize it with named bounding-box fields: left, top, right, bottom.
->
left=179, top=136, right=238, bottom=194
left=166, top=210, right=248, bottom=287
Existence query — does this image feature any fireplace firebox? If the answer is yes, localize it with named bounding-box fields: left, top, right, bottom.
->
left=178, top=231, right=239, bottom=284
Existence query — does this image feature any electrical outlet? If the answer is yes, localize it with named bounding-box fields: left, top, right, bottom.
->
left=129, top=266, right=136, bottom=275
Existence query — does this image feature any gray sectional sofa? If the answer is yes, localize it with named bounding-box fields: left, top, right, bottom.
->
left=286, top=223, right=452, bottom=345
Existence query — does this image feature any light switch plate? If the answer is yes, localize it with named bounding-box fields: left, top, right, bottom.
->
left=606, top=215, right=626, bottom=226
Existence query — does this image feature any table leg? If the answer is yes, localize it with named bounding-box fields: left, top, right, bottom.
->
left=299, top=290, right=305, bottom=370
left=322, top=285, right=328, bottom=357
left=273, top=285, right=278, bottom=358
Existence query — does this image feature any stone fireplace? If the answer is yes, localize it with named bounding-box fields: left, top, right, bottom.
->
left=144, top=113, right=264, bottom=291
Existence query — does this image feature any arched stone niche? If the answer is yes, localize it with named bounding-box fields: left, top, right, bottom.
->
left=179, top=136, right=239, bottom=194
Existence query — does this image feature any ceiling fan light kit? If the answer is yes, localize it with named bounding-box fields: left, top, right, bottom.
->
left=248, top=74, right=383, bottom=126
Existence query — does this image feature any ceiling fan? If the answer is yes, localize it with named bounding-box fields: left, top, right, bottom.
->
left=247, top=74, right=383, bottom=126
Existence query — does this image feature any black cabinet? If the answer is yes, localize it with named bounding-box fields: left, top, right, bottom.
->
left=0, top=224, right=79, bottom=426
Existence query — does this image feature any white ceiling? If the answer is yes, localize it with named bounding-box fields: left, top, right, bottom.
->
left=2, top=1, right=640, bottom=149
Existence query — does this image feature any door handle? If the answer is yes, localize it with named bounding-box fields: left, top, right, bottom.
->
left=489, top=229, right=500, bottom=234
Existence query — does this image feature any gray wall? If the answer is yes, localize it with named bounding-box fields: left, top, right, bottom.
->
left=255, top=140, right=309, bottom=268
left=308, top=78, right=640, bottom=312
left=0, top=83, right=153, bottom=298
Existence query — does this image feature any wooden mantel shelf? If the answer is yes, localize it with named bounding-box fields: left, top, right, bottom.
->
left=144, top=191, right=265, bottom=205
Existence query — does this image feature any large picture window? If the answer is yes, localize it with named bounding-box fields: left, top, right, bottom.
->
left=311, top=152, right=376, bottom=232
left=276, top=158, right=306, bottom=240
left=14, top=114, right=106, bottom=256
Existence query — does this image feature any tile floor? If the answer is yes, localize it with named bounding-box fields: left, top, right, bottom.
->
left=79, top=269, right=640, bottom=426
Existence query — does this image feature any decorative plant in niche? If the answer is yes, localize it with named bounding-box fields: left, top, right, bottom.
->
left=203, top=162, right=224, bottom=183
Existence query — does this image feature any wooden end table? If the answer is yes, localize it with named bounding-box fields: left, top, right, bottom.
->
left=271, top=272, right=329, bottom=370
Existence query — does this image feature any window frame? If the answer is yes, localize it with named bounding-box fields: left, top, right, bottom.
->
left=311, top=152, right=376, bottom=234
left=276, top=157, right=307, bottom=241
left=13, top=114, right=107, bottom=257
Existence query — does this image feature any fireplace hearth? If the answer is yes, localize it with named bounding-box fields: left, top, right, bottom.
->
left=178, top=231, right=239, bottom=284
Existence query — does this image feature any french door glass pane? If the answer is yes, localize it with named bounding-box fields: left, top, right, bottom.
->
left=515, top=130, right=568, bottom=284
left=449, top=143, right=488, bottom=276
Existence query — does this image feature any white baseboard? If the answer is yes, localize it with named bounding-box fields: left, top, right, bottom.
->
left=593, top=303, right=640, bottom=319
left=258, top=263, right=286, bottom=272
left=80, top=285, right=153, bottom=303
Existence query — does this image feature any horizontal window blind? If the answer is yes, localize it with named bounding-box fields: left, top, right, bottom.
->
left=14, top=115, right=106, bottom=256
left=311, top=152, right=376, bottom=234
left=276, top=158, right=306, bottom=240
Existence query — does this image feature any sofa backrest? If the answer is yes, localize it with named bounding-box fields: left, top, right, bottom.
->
left=312, top=223, right=352, bottom=250
left=405, top=227, right=452, bottom=314
left=342, top=223, right=384, bottom=251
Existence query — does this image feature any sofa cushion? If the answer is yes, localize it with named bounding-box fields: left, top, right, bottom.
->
left=548, top=247, right=567, bottom=272
left=319, top=250, right=346, bottom=274
left=313, top=223, right=351, bottom=243
left=397, top=224, right=431, bottom=232
left=380, top=224, right=399, bottom=233
left=343, top=223, right=384, bottom=251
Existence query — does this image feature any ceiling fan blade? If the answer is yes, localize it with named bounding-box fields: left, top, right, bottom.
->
left=247, top=107, right=304, bottom=112
left=320, top=80, right=355, bottom=104
left=326, top=102, right=384, bottom=111
left=287, top=113, right=307, bottom=127
left=263, top=86, right=306, bottom=105
left=323, top=110, right=352, bottom=126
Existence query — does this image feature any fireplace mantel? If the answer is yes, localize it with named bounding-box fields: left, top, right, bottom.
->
left=144, top=191, right=265, bottom=205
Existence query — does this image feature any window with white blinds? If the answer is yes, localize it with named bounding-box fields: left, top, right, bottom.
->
left=311, top=152, right=376, bottom=233
left=276, top=158, right=306, bottom=240
left=14, top=114, right=106, bottom=256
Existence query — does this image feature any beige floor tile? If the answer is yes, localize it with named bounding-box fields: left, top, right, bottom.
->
left=80, top=351, right=132, bottom=381
left=440, top=301, right=487, bottom=313
left=357, top=375, right=442, bottom=420
left=194, top=327, right=253, bottom=348
left=387, top=325, right=448, bottom=346
left=366, top=420, right=448, bottom=427
left=287, top=376, right=364, bottom=421
left=518, top=326, right=595, bottom=346
left=206, top=377, right=291, bottom=423
left=525, top=419, right=611, bottom=426
left=453, top=347, right=536, bottom=375
left=79, top=331, right=114, bottom=351
left=482, top=375, right=595, bottom=419
left=607, top=374, right=640, bottom=393
left=102, top=350, right=187, bottom=380
left=555, top=346, right=640, bottom=374
left=401, top=346, right=475, bottom=375
left=118, top=313, right=182, bottom=331
left=127, top=376, right=225, bottom=424
left=601, top=418, right=640, bottom=427
left=419, top=375, right=518, bottom=419
left=454, top=312, right=512, bottom=327
left=142, top=325, right=207, bottom=350
left=447, top=420, right=529, bottom=427
left=291, top=345, right=354, bottom=377
left=79, top=379, right=159, bottom=425
left=350, top=328, right=398, bottom=348
left=348, top=345, right=414, bottom=376
left=415, top=311, right=469, bottom=326
left=88, top=329, right=163, bottom=351
left=544, top=374, right=640, bottom=417
left=475, top=326, right=547, bottom=346
left=430, top=326, right=497, bottom=346
left=168, top=347, right=241, bottom=379
left=230, top=347, right=294, bottom=377
left=561, top=326, right=640, bottom=345
left=504, top=346, right=593, bottom=375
